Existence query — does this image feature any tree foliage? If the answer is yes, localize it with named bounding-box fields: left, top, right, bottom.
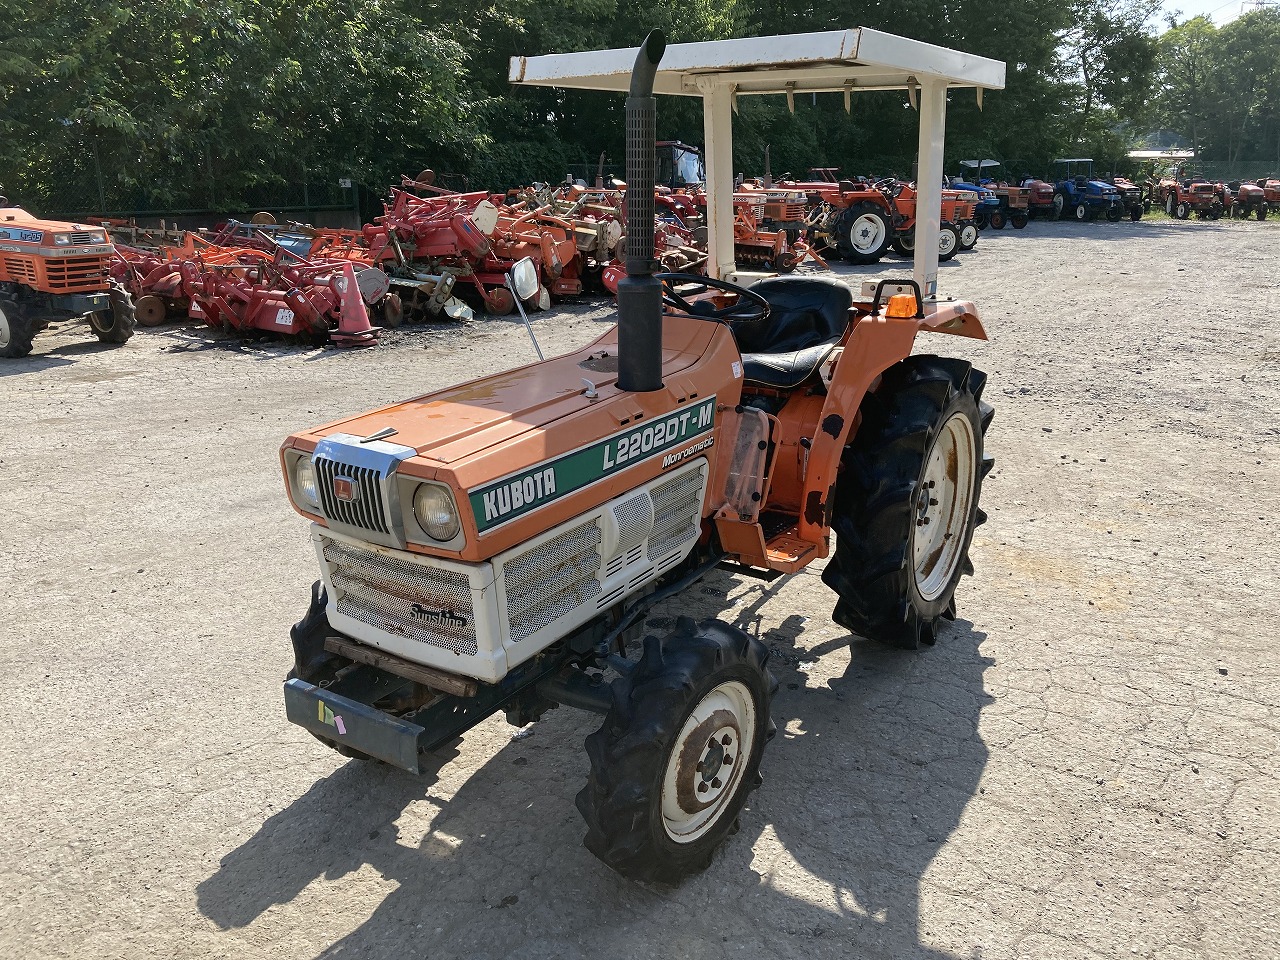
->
left=1152, top=10, right=1280, bottom=167
left=0, top=0, right=1190, bottom=214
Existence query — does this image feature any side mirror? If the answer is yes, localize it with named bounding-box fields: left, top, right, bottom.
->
left=508, top=257, right=540, bottom=302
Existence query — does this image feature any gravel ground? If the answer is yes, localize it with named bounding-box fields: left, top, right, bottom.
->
left=2, top=217, right=1278, bottom=960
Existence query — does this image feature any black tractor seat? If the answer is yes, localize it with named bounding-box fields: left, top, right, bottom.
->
left=732, top=276, right=853, bottom=388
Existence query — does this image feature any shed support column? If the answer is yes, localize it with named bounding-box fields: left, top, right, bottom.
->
left=700, top=81, right=736, bottom=280
left=913, top=77, right=947, bottom=299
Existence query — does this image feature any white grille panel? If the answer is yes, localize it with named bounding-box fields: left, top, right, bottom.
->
left=322, top=538, right=478, bottom=656
left=504, top=519, right=603, bottom=643
left=648, top=466, right=705, bottom=560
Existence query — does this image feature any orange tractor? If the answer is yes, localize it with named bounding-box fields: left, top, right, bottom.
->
left=278, top=29, right=1000, bottom=883
left=879, top=178, right=979, bottom=259
left=0, top=196, right=135, bottom=358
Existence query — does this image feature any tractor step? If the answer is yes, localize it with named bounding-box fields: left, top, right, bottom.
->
left=763, top=528, right=820, bottom=573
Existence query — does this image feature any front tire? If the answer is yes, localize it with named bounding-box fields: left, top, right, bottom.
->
left=835, top=202, right=893, bottom=264
left=988, top=210, right=1006, bottom=230
left=1176, top=202, right=1191, bottom=220
left=822, top=356, right=993, bottom=649
left=0, top=297, right=39, bottom=359
left=1075, top=202, right=1088, bottom=221
left=1106, top=206, right=1123, bottom=222
left=958, top=222, right=979, bottom=249
left=1010, top=213, right=1029, bottom=229
left=938, top=223, right=960, bottom=261
left=89, top=282, right=136, bottom=344
left=577, top=618, right=776, bottom=884
left=1259, top=205, right=1269, bottom=221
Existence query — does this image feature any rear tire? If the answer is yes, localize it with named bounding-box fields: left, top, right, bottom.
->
left=1166, top=193, right=1176, bottom=217
left=822, top=356, right=993, bottom=649
left=89, top=282, right=136, bottom=344
left=577, top=617, right=776, bottom=884
left=835, top=202, right=893, bottom=264
left=0, top=297, right=38, bottom=359
left=1052, top=193, right=1066, bottom=221
left=1129, top=205, right=1142, bottom=221
left=1260, top=205, right=1269, bottom=221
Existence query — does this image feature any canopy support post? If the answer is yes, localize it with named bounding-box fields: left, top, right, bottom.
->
left=913, top=77, right=947, bottom=299
left=700, top=81, right=736, bottom=280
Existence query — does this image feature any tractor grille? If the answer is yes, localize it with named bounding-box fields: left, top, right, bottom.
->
left=67, top=232, right=98, bottom=244
left=314, top=458, right=389, bottom=534
left=504, top=518, right=602, bottom=643
left=648, top=466, right=705, bottom=561
left=43, top=255, right=109, bottom=292
left=322, top=537, right=478, bottom=657
left=2, top=256, right=38, bottom=285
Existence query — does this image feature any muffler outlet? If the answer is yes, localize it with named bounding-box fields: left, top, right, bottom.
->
left=616, top=29, right=666, bottom=394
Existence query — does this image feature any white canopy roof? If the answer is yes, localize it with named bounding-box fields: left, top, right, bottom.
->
left=509, top=29, right=1005, bottom=295
left=510, top=29, right=1005, bottom=97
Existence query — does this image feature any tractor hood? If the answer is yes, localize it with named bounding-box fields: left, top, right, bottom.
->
left=287, top=317, right=720, bottom=471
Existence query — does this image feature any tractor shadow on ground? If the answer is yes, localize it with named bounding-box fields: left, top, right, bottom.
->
left=196, top=569, right=993, bottom=960
left=0, top=338, right=115, bottom=376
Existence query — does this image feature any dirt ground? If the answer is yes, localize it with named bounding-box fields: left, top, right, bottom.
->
left=2, top=216, right=1278, bottom=960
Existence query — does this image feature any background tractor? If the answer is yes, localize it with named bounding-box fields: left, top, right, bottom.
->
left=1148, top=168, right=1223, bottom=220
left=1227, top=180, right=1268, bottom=219
left=0, top=195, right=134, bottom=358
left=957, top=160, right=1030, bottom=229
left=277, top=28, right=1001, bottom=884
left=1106, top=176, right=1145, bottom=220
left=1051, top=159, right=1124, bottom=221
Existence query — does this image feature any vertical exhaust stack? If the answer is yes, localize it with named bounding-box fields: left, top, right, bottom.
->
left=616, top=30, right=667, bottom=394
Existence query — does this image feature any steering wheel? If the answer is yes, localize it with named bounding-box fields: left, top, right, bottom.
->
left=655, top=272, right=770, bottom=325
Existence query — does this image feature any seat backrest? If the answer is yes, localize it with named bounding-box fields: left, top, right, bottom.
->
left=734, top=277, right=853, bottom=355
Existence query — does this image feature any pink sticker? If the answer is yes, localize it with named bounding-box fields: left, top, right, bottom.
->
left=334, top=716, right=346, bottom=735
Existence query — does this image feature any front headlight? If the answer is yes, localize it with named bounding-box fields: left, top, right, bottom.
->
left=53, top=233, right=71, bottom=245
left=90, top=230, right=107, bottom=243
left=414, top=484, right=460, bottom=541
left=295, top=459, right=320, bottom=509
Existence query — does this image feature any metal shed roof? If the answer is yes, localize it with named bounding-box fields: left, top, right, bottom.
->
left=509, top=29, right=1005, bottom=97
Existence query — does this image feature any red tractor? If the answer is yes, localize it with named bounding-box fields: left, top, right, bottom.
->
left=1021, top=177, right=1057, bottom=219
left=1149, top=172, right=1224, bottom=220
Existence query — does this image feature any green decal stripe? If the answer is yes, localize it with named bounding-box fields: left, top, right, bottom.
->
left=469, top=396, right=716, bottom=532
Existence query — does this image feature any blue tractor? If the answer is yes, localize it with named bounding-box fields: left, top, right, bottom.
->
left=1054, top=160, right=1126, bottom=222
left=1051, top=159, right=1124, bottom=221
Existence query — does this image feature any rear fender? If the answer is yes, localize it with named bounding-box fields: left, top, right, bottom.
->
left=795, top=302, right=987, bottom=548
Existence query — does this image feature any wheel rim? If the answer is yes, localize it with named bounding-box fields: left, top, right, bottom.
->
left=661, top=680, right=757, bottom=844
left=961, top=224, right=977, bottom=246
left=849, top=213, right=886, bottom=254
left=0, top=305, right=10, bottom=349
left=913, top=412, right=977, bottom=602
left=1075, top=204, right=1086, bottom=220
left=939, top=229, right=956, bottom=255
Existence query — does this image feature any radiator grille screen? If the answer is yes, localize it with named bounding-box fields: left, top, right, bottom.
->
left=322, top=538, right=477, bottom=656
left=504, top=518, right=602, bottom=643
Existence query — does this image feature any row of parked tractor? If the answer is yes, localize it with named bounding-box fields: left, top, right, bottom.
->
left=4, top=151, right=1275, bottom=358
left=1012, top=159, right=1280, bottom=223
